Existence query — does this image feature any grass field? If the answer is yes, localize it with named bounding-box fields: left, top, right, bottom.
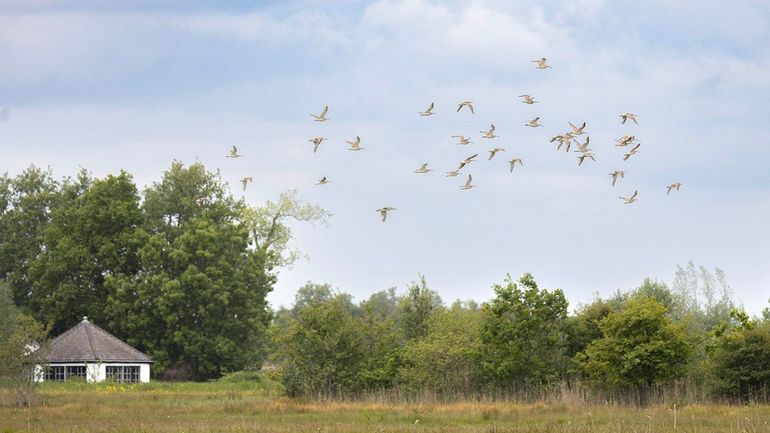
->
left=2, top=382, right=770, bottom=433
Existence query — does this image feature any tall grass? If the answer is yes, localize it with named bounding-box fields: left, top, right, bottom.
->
left=2, top=381, right=770, bottom=433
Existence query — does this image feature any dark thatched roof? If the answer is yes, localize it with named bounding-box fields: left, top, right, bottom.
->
left=46, top=317, right=152, bottom=363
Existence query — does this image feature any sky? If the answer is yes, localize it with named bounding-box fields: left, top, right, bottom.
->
left=1, top=0, right=769, bottom=313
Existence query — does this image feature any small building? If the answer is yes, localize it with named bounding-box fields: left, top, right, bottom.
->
left=37, top=316, right=151, bottom=383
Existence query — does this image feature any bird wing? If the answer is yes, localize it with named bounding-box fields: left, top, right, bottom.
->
left=631, top=143, right=641, bottom=152
left=631, top=190, right=638, bottom=199
left=428, top=102, right=434, bottom=111
left=468, top=104, right=474, bottom=114
left=320, top=106, right=328, bottom=116
left=465, top=174, right=472, bottom=186
left=468, top=153, right=478, bottom=161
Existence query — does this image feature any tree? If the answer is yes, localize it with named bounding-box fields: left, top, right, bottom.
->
left=397, top=274, right=442, bottom=341
left=575, top=295, right=691, bottom=399
left=566, top=295, right=624, bottom=370
left=356, top=292, right=402, bottom=390
left=480, top=273, right=569, bottom=389
left=277, top=294, right=366, bottom=397
left=398, top=305, right=482, bottom=395
left=0, top=166, right=60, bottom=310
left=672, top=261, right=734, bottom=331
left=241, top=189, right=331, bottom=274
left=0, top=283, right=48, bottom=407
left=28, top=171, right=142, bottom=335
left=708, top=310, right=770, bottom=401
left=105, top=162, right=272, bottom=380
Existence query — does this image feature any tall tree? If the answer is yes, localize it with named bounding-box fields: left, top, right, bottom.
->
left=105, top=162, right=272, bottom=380
left=241, top=189, right=331, bottom=275
left=0, top=166, right=60, bottom=310
left=28, top=171, right=142, bottom=335
left=480, top=273, right=569, bottom=389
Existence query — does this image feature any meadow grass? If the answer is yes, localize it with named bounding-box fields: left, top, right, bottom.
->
left=2, top=382, right=770, bottom=433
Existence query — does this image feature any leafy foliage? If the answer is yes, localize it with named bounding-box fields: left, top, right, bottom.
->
left=0, top=283, right=48, bottom=407
left=708, top=311, right=770, bottom=401
left=479, top=273, right=569, bottom=389
left=575, top=295, right=691, bottom=393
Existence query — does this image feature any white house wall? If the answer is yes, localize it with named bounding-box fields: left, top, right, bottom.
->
left=36, top=362, right=151, bottom=383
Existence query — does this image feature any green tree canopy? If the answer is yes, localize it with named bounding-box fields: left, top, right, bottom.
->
left=480, top=273, right=569, bottom=389
left=105, top=162, right=273, bottom=380
left=575, top=295, right=691, bottom=394
left=708, top=310, right=770, bottom=401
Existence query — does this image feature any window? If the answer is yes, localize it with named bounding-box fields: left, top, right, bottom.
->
left=66, top=366, right=87, bottom=381
left=45, top=366, right=65, bottom=382
left=106, top=366, right=141, bottom=383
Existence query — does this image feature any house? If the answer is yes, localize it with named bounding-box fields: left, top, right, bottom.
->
left=37, top=316, right=152, bottom=383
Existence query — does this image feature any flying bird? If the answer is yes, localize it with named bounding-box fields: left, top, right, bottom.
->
left=508, top=158, right=524, bottom=173
left=309, top=137, right=326, bottom=154
left=623, top=143, right=641, bottom=161
left=615, top=135, right=638, bottom=147
left=315, top=176, right=329, bottom=185
left=666, top=182, right=682, bottom=195
left=480, top=124, right=498, bottom=139
left=573, top=136, right=592, bottom=153
left=518, top=95, right=537, bottom=104
left=226, top=145, right=244, bottom=158
left=577, top=152, right=596, bottom=166
left=310, top=105, right=329, bottom=122
left=419, top=102, right=435, bottom=116
left=488, top=147, right=505, bottom=160
left=445, top=170, right=460, bottom=177
left=620, top=112, right=638, bottom=124
left=452, top=135, right=472, bottom=145
left=346, top=136, right=364, bottom=151
left=569, top=122, right=587, bottom=136
left=609, top=170, right=625, bottom=187
left=414, top=163, right=433, bottom=174
left=377, top=207, right=396, bottom=222
left=460, top=174, right=475, bottom=190
left=619, top=190, right=638, bottom=204
left=524, top=117, right=543, bottom=128
left=457, top=154, right=478, bottom=171
left=457, top=101, right=475, bottom=114
left=532, top=58, right=552, bottom=69
left=240, top=176, right=253, bottom=191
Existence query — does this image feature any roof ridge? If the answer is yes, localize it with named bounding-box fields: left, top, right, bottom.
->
left=86, top=321, right=151, bottom=361
left=83, top=320, right=98, bottom=361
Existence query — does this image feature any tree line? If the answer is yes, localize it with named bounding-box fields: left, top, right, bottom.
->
left=270, top=270, right=770, bottom=403
left=2, top=163, right=769, bottom=404
left=0, top=162, right=327, bottom=380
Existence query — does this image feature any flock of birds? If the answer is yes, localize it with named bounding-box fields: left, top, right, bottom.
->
left=225, top=57, right=682, bottom=223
